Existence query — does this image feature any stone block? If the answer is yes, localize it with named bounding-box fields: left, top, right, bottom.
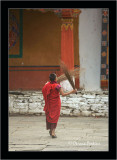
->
left=30, top=96, right=41, bottom=102
left=32, top=93, right=40, bottom=96
left=91, top=113, right=96, bottom=117
left=61, top=103, right=68, bottom=107
left=99, top=101, right=105, bottom=104
left=79, top=98, right=86, bottom=102
left=29, top=99, right=33, bottom=103
left=101, top=98, right=108, bottom=102
left=21, top=91, right=31, bottom=95
left=91, top=112, right=105, bottom=117
left=22, top=99, right=28, bottom=103
left=95, top=113, right=105, bottom=117
left=101, top=105, right=108, bottom=109
left=78, top=102, right=87, bottom=107
left=97, top=110, right=103, bottom=113
left=101, top=95, right=108, bottom=97
left=72, top=109, right=81, bottom=116
left=9, top=95, right=17, bottom=98
left=69, top=94, right=78, bottom=98
left=19, top=107, right=28, bottom=114
left=60, top=97, right=67, bottom=101
left=68, top=104, right=78, bottom=109
left=103, top=91, right=108, bottom=95
left=23, top=95, right=30, bottom=97
left=14, top=99, right=23, bottom=103
left=96, top=95, right=101, bottom=99
left=28, top=108, right=44, bottom=114
left=11, top=108, right=20, bottom=113
left=66, top=100, right=73, bottom=104
left=82, top=95, right=95, bottom=99
left=101, top=109, right=108, bottom=113
left=9, top=96, right=15, bottom=108
left=61, top=106, right=68, bottom=110
left=95, top=91, right=103, bottom=95
left=60, top=109, right=71, bottom=115
left=95, top=99, right=101, bottom=103
left=13, top=102, right=28, bottom=109
left=17, top=96, right=25, bottom=99
left=101, top=96, right=108, bottom=100
left=9, top=106, right=14, bottom=113
left=81, top=111, right=91, bottom=117
left=87, top=99, right=95, bottom=103
left=90, top=104, right=102, bottom=111
left=80, top=105, right=90, bottom=111
left=29, top=103, right=41, bottom=109
left=105, top=113, right=108, bottom=117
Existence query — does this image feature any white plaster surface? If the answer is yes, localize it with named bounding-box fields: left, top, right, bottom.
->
left=79, top=9, right=102, bottom=91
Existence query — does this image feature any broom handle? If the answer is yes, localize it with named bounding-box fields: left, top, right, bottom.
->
left=64, top=69, right=77, bottom=95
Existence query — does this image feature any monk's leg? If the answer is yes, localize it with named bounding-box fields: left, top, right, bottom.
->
left=51, top=123, right=57, bottom=137
left=51, top=128, right=55, bottom=136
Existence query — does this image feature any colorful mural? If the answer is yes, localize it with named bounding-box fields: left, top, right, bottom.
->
left=9, top=9, right=23, bottom=58
left=101, top=8, right=109, bottom=89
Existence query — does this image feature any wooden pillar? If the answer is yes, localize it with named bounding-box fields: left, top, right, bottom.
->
left=60, top=9, right=81, bottom=90
left=61, top=18, right=74, bottom=70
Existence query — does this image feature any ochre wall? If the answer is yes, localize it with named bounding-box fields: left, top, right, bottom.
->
left=9, top=9, right=79, bottom=90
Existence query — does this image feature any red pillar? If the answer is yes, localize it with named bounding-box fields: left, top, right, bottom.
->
left=61, top=18, right=74, bottom=70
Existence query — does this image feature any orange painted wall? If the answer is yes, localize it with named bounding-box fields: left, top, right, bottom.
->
left=9, top=9, right=79, bottom=90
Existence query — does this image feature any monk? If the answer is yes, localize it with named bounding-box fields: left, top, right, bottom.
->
left=42, top=73, right=77, bottom=138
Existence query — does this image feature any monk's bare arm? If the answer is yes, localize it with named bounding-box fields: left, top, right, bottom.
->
left=59, top=88, right=77, bottom=97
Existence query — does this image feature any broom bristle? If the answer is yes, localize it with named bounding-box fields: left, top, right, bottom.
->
left=59, top=61, right=75, bottom=89
left=57, top=67, right=85, bottom=83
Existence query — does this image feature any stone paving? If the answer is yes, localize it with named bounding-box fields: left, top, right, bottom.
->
left=9, top=115, right=108, bottom=151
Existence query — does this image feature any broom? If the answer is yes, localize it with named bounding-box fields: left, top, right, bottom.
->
left=57, top=67, right=81, bottom=83
left=59, top=61, right=77, bottom=94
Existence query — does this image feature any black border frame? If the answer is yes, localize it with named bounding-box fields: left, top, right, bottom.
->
left=1, top=0, right=116, bottom=159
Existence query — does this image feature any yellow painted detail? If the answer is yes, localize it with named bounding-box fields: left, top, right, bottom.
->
left=61, top=23, right=73, bottom=31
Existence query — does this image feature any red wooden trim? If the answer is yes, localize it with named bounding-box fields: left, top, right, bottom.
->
left=101, top=80, right=108, bottom=88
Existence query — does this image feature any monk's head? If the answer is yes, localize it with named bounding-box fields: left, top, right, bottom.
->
left=49, top=73, right=57, bottom=82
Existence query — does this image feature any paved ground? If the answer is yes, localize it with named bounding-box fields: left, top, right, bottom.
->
left=9, top=115, right=108, bottom=151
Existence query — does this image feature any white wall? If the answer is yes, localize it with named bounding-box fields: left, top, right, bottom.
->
left=79, top=9, right=102, bottom=91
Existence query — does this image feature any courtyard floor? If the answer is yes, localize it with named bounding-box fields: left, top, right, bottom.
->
left=9, top=115, right=108, bottom=151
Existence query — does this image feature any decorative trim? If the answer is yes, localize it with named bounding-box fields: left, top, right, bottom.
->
left=9, top=65, right=60, bottom=67
left=9, top=9, right=23, bottom=58
left=9, top=65, right=80, bottom=67
left=61, top=18, right=73, bottom=31
left=26, top=8, right=81, bottom=18
left=61, top=23, right=73, bottom=31
left=100, top=8, right=109, bottom=88
left=9, top=65, right=80, bottom=71
left=9, top=69, right=60, bottom=71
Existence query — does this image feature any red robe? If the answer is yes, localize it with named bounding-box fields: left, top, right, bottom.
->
left=42, top=81, right=61, bottom=123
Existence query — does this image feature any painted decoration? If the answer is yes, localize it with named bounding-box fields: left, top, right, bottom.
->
left=61, top=18, right=74, bottom=70
left=9, top=13, right=19, bottom=49
left=26, top=8, right=81, bottom=18
left=101, top=8, right=109, bottom=89
left=9, top=9, right=23, bottom=58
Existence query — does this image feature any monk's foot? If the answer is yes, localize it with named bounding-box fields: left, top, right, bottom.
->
left=49, top=130, right=52, bottom=136
left=52, top=134, right=57, bottom=138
